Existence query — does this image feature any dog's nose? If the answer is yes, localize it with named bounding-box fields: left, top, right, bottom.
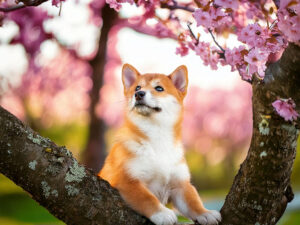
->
left=135, top=91, right=145, bottom=100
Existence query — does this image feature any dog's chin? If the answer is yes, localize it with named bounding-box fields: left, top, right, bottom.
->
left=134, top=103, right=161, bottom=116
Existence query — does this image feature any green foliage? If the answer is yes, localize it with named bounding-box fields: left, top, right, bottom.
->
left=279, top=211, right=300, bottom=225
left=186, top=150, right=238, bottom=191
left=0, top=175, right=23, bottom=195
left=0, top=192, right=63, bottom=225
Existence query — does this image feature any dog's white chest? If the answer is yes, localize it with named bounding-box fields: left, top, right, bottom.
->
left=125, top=138, right=190, bottom=203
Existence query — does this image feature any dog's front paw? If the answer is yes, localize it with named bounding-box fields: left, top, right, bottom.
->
left=150, top=206, right=177, bottom=225
left=196, top=210, right=221, bottom=225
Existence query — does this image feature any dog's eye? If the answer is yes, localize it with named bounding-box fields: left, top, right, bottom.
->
left=135, top=86, right=141, bottom=91
left=155, top=86, right=164, bottom=92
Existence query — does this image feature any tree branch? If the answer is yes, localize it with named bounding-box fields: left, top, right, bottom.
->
left=160, top=1, right=195, bottom=13
left=187, top=22, right=199, bottom=45
left=208, top=28, right=225, bottom=54
left=0, top=4, right=25, bottom=12
left=0, top=0, right=48, bottom=12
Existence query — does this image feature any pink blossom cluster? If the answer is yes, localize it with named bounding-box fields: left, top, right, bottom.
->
left=193, top=7, right=232, bottom=29
left=176, top=43, right=189, bottom=57
left=277, top=0, right=300, bottom=43
left=215, top=0, right=239, bottom=10
left=238, top=23, right=267, bottom=48
left=225, top=46, right=273, bottom=80
left=52, top=0, right=66, bottom=6
left=224, top=22, right=286, bottom=79
left=89, top=0, right=105, bottom=25
left=106, top=0, right=159, bottom=12
left=154, top=22, right=174, bottom=38
left=243, top=47, right=269, bottom=78
left=224, top=46, right=245, bottom=71
left=106, top=0, right=134, bottom=11
left=238, top=23, right=286, bottom=53
left=272, top=98, right=299, bottom=121
left=7, top=8, right=52, bottom=57
left=191, top=2, right=287, bottom=79
left=194, top=42, right=219, bottom=70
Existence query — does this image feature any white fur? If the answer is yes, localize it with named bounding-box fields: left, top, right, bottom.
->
left=196, top=210, right=222, bottom=225
left=171, top=189, right=191, bottom=219
left=150, top=205, right=178, bottom=225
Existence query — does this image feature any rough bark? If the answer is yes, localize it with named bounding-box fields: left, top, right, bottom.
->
left=221, top=43, right=300, bottom=225
left=82, top=5, right=117, bottom=173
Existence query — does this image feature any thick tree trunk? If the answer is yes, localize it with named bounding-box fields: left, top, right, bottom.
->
left=221, top=43, right=300, bottom=224
left=82, top=4, right=117, bottom=173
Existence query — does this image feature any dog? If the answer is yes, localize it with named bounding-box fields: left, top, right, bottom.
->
left=99, top=64, right=221, bottom=225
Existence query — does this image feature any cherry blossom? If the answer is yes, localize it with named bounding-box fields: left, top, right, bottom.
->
left=194, top=42, right=220, bottom=70
left=238, top=23, right=266, bottom=48
left=215, top=0, right=239, bottom=10
left=193, top=7, right=231, bottom=29
left=7, top=8, right=51, bottom=57
left=224, top=46, right=245, bottom=71
left=272, top=98, right=299, bottom=121
left=52, top=0, right=65, bottom=6
left=244, top=47, right=268, bottom=78
left=154, top=22, right=174, bottom=38
left=193, top=9, right=212, bottom=28
left=277, top=8, right=300, bottom=43
left=176, top=43, right=189, bottom=57
left=106, top=0, right=122, bottom=11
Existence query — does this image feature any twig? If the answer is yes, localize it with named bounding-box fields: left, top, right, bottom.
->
left=187, top=22, right=199, bottom=45
left=0, top=0, right=48, bottom=12
left=161, top=1, right=195, bottom=13
left=208, top=28, right=225, bottom=53
left=58, top=0, right=62, bottom=16
left=0, top=4, right=25, bottom=12
left=238, top=69, right=253, bottom=84
left=273, top=0, right=280, bottom=9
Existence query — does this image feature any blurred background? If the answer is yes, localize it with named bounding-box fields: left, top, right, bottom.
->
left=0, top=0, right=299, bottom=224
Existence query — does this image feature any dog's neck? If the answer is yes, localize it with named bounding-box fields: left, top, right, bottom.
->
left=125, top=110, right=183, bottom=144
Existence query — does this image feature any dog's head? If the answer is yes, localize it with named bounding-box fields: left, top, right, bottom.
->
left=122, top=64, right=188, bottom=121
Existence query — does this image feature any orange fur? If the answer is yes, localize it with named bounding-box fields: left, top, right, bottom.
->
left=183, top=181, right=207, bottom=214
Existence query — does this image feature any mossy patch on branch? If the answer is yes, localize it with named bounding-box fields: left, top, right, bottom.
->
left=65, top=159, right=86, bottom=183
left=65, top=185, right=79, bottom=196
left=29, top=160, right=37, bottom=170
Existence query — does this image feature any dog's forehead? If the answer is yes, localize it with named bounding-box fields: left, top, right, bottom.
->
left=139, top=73, right=170, bottom=85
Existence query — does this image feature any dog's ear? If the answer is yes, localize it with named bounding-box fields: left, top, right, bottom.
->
left=169, top=65, right=188, bottom=94
left=122, top=64, right=140, bottom=90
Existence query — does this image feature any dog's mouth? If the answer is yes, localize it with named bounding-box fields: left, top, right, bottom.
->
left=134, top=102, right=162, bottom=112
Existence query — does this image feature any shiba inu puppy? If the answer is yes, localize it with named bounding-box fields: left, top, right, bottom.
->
left=99, top=64, right=221, bottom=225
